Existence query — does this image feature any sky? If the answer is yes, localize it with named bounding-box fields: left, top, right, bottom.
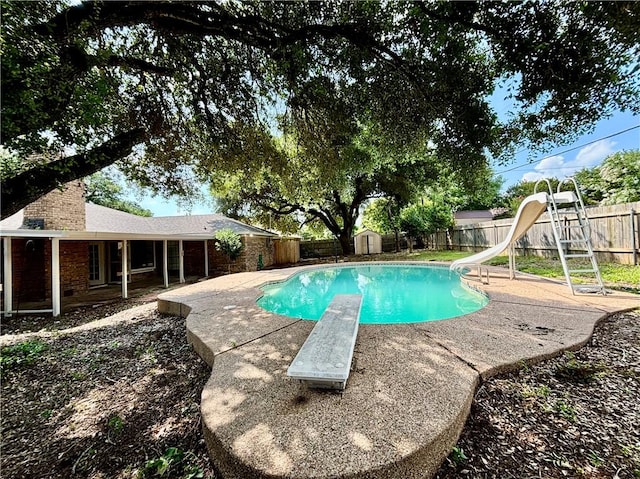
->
left=134, top=184, right=214, bottom=218
left=134, top=109, right=639, bottom=217
left=491, top=109, right=639, bottom=190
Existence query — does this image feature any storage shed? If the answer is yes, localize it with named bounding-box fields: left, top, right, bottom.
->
left=354, top=229, right=382, bottom=255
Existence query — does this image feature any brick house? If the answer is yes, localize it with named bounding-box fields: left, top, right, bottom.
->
left=0, top=182, right=278, bottom=316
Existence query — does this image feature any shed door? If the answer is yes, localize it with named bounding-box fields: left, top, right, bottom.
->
left=358, top=234, right=371, bottom=255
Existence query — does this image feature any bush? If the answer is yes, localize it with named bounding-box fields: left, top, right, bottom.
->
left=214, top=229, right=243, bottom=272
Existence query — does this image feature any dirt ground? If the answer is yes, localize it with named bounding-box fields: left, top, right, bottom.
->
left=1, top=299, right=638, bottom=479
left=436, top=309, right=640, bottom=479
left=1, top=302, right=214, bottom=479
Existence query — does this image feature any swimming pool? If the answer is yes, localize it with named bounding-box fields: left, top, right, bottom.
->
left=257, top=264, right=488, bottom=324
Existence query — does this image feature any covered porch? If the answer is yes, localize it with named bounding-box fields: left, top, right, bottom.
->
left=1, top=231, right=214, bottom=317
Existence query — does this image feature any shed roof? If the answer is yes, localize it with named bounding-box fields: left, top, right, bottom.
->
left=354, top=229, right=381, bottom=237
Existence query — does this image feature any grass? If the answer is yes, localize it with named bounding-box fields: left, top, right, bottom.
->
left=107, top=415, right=125, bottom=436
left=482, top=254, right=639, bottom=291
left=553, top=397, right=577, bottom=422
left=447, top=445, right=468, bottom=467
left=405, top=250, right=471, bottom=262
left=553, top=352, right=606, bottom=383
left=0, top=339, right=48, bottom=378
left=521, top=384, right=551, bottom=400
left=351, top=250, right=472, bottom=263
left=139, top=447, right=204, bottom=479
left=348, top=249, right=638, bottom=291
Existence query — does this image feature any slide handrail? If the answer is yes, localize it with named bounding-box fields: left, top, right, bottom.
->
left=558, top=177, right=587, bottom=213
left=557, top=176, right=591, bottom=242
left=534, top=178, right=560, bottom=232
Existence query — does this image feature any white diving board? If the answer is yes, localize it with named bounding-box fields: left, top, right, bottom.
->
left=287, top=294, right=362, bottom=390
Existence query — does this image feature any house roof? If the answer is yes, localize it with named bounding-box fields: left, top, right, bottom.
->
left=454, top=210, right=494, bottom=220
left=0, top=203, right=277, bottom=239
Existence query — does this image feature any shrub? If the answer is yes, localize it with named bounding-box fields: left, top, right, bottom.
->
left=214, top=228, right=243, bottom=272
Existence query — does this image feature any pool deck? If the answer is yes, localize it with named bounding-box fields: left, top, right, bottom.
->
left=157, top=262, right=639, bottom=479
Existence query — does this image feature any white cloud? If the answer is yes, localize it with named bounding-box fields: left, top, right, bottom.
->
left=526, top=154, right=575, bottom=180
left=574, top=139, right=616, bottom=167
left=535, top=155, right=565, bottom=171
left=521, top=171, right=545, bottom=182
left=520, top=139, right=618, bottom=182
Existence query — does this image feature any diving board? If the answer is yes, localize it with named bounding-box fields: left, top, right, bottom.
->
left=287, top=294, right=362, bottom=390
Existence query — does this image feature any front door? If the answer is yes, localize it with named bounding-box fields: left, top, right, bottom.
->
left=88, top=242, right=105, bottom=286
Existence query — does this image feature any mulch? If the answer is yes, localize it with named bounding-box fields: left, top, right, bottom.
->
left=1, top=299, right=638, bottom=479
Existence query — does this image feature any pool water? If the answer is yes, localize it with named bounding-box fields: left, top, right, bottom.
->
left=257, top=264, right=488, bottom=324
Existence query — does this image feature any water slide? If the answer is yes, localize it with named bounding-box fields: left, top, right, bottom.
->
left=450, top=192, right=549, bottom=271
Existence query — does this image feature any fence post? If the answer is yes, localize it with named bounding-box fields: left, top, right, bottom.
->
left=472, top=226, right=476, bottom=252
left=632, top=208, right=638, bottom=265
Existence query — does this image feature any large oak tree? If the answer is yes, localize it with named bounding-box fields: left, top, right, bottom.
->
left=2, top=1, right=638, bottom=219
left=209, top=75, right=443, bottom=254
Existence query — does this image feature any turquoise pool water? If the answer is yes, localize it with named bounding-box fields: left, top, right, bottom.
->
left=257, top=264, right=488, bottom=324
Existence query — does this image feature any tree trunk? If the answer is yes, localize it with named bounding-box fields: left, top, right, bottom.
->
left=338, top=232, right=354, bottom=256
left=394, top=229, right=400, bottom=252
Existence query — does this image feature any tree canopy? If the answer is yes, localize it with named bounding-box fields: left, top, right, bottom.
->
left=502, top=178, right=561, bottom=215
left=84, top=171, right=153, bottom=217
left=574, top=150, right=640, bottom=205
left=399, top=202, right=454, bottom=251
left=2, top=1, right=639, bottom=219
left=212, top=120, right=437, bottom=254
left=362, top=198, right=402, bottom=235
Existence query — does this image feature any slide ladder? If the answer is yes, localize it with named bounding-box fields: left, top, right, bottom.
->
left=535, top=178, right=606, bottom=295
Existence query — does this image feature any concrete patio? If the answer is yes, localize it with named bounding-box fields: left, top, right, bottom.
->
left=157, top=262, right=639, bottom=479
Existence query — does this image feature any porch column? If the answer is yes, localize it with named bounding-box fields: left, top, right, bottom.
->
left=204, top=240, right=209, bottom=277
left=162, top=240, right=169, bottom=287
left=179, top=240, right=185, bottom=283
left=51, top=238, right=61, bottom=317
left=121, top=240, right=128, bottom=299
left=3, top=237, right=12, bottom=317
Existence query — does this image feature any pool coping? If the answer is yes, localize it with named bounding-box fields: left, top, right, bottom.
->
left=157, top=262, right=639, bottom=479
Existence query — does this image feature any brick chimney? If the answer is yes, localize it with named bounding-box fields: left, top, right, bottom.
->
left=23, top=181, right=86, bottom=231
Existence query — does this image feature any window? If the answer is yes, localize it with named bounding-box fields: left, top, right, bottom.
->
left=130, top=241, right=155, bottom=270
left=88, top=242, right=105, bottom=285
left=167, top=241, right=180, bottom=272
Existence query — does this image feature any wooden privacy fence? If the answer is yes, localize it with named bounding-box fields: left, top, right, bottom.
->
left=297, top=202, right=639, bottom=265
left=428, top=201, right=640, bottom=265
left=273, top=237, right=301, bottom=264
left=300, top=235, right=408, bottom=258
left=300, top=238, right=342, bottom=258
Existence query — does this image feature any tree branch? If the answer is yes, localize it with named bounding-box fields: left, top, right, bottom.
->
left=307, top=207, right=340, bottom=235
left=37, top=2, right=418, bottom=83
left=250, top=194, right=302, bottom=216
left=101, top=55, right=175, bottom=76
left=37, top=2, right=281, bottom=51
left=349, top=176, right=368, bottom=217
left=415, top=2, right=500, bottom=38
left=1, top=129, right=146, bottom=220
left=279, top=23, right=413, bottom=80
